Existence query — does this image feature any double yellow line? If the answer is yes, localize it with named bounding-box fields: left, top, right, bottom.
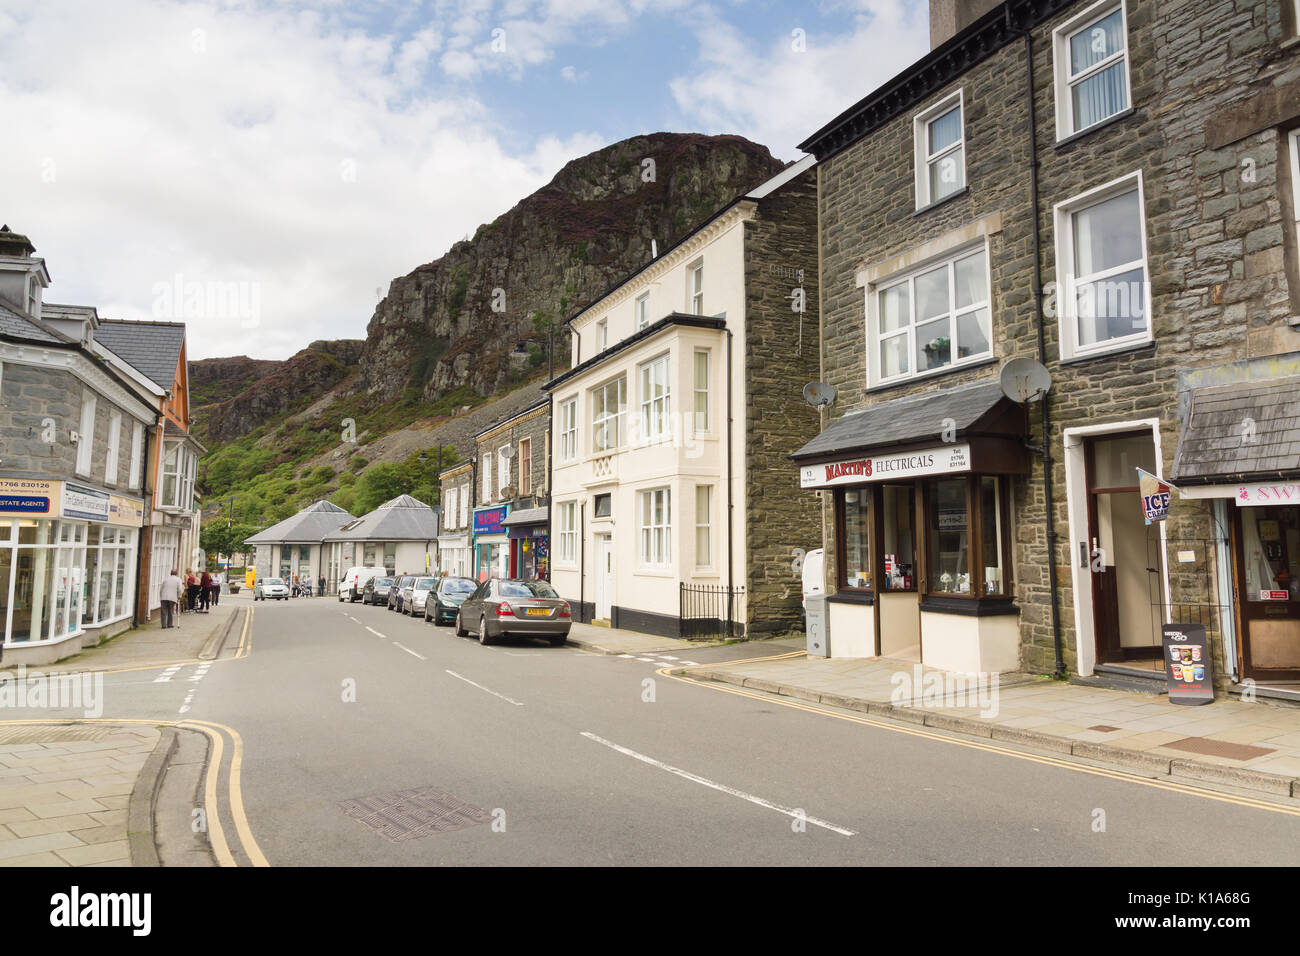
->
left=661, top=653, right=1300, bottom=819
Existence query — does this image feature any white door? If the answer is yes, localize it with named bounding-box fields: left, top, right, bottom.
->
left=595, top=535, right=614, bottom=620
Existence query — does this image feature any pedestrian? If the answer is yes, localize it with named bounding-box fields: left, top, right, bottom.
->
left=185, top=569, right=199, bottom=613
left=211, top=571, right=222, bottom=607
left=318, top=574, right=325, bottom=598
left=160, top=568, right=182, bottom=628
left=200, top=570, right=213, bottom=611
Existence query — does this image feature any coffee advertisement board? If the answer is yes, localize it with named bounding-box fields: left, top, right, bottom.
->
left=1161, top=622, right=1213, bottom=705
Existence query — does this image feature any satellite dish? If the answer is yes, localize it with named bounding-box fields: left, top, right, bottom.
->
left=999, top=358, right=1052, bottom=404
left=500, top=445, right=515, bottom=458
left=802, top=382, right=837, bottom=408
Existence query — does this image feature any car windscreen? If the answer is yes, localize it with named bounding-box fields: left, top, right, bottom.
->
left=441, top=579, right=476, bottom=595
left=414, top=579, right=436, bottom=590
left=265, top=579, right=284, bottom=586
left=376, top=578, right=394, bottom=586
left=500, top=581, right=559, bottom=598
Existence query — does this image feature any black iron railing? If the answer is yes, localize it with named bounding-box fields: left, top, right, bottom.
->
left=679, top=583, right=744, bottom=640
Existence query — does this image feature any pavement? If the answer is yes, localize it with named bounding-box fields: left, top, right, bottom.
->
left=679, top=651, right=1300, bottom=798
left=564, top=620, right=728, bottom=657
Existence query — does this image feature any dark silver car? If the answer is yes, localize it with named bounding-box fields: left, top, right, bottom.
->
left=362, top=576, right=395, bottom=605
left=424, top=576, right=477, bottom=625
left=388, top=575, right=415, bottom=612
left=455, top=579, right=571, bottom=646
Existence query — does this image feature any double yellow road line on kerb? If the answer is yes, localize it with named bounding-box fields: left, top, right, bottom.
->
left=659, top=650, right=1300, bottom=820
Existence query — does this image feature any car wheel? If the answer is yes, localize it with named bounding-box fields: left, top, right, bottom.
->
left=549, top=635, right=567, bottom=647
left=455, top=611, right=468, bottom=637
left=478, top=614, right=493, bottom=646
left=337, top=594, right=343, bottom=602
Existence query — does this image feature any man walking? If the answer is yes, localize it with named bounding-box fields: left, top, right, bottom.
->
left=160, top=568, right=182, bottom=628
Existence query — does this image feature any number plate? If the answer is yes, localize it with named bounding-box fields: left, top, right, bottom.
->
left=525, top=607, right=549, bottom=616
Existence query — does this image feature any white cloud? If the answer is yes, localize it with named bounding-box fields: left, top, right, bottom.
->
left=0, top=0, right=603, bottom=360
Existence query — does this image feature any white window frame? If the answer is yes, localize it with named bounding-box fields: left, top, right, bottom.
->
left=559, top=397, right=578, bottom=463
left=498, top=446, right=511, bottom=494
left=128, top=421, right=143, bottom=488
left=638, top=487, right=671, bottom=569
left=688, top=259, right=704, bottom=314
left=693, top=348, right=711, bottom=434
left=1052, top=0, right=1131, bottom=141
left=597, top=318, right=608, bottom=351
left=481, top=454, right=491, bottom=502
left=695, top=485, right=713, bottom=569
left=1053, top=169, right=1152, bottom=362
left=75, top=394, right=96, bottom=477
left=1289, top=129, right=1300, bottom=273
left=104, top=410, right=122, bottom=486
left=638, top=353, right=671, bottom=443
left=636, top=292, right=651, bottom=330
left=460, top=483, right=469, bottom=527
left=913, top=90, right=965, bottom=209
left=867, top=241, right=993, bottom=387
left=591, top=375, right=627, bottom=453
left=518, top=437, right=532, bottom=495
left=446, top=487, right=458, bottom=529
left=557, top=501, right=577, bottom=564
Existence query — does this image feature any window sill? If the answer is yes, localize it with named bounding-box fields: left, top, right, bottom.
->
left=828, top=589, right=875, bottom=606
left=919, top=595, right=1019, bottom=617
left=1054, top=107, right=1137, bottom=150
left=1058, top=338, right=1155, bottom=368
left=634, top=567, right=675, bottom=578
left=912, top=185, right=970, bottom=217
left=866, top=354, right=999, bottom=395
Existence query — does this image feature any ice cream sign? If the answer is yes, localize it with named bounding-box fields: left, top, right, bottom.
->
left=801, top=444, right=971, bottom=488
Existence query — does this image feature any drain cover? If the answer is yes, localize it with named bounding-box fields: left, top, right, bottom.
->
left=1163, top=737, right=1276, bottom=761
left=340, top=786, right=491, bottom=842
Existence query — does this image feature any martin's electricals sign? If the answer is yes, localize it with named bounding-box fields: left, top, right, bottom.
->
left=800, top=444, right=971, bottom=489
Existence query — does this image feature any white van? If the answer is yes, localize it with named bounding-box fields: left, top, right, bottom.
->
left=801, top=548, right=825, bottom=612
left=338, top=566, right=388, bottom=603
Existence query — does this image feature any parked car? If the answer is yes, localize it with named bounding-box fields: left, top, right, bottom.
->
left=362, top=576, right=395, bottom=605
left=254, top=577, right=290, bottom=601
left=338, top=566, right=387, bottom=603
left=400, top=576, right=438, bottom=616
left=388, top=576, right=416, bottom=612
left=801, top=548, right=825, bottom=612
left=455, top=579, right=571, bottom=646
left=425, top=576, right=477, bottom=626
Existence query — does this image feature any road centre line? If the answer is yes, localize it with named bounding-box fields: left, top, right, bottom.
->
left=580, top=731, right=856, bottom=836
left=444, top=670, right=524, bottom=706
left=393, top=642, right=427, bottom=661
left=365, top=626, right=386, bottom=639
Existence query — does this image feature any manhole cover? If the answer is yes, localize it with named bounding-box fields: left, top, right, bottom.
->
left=1163, top=737, right=1276, bottom=761
left=1088, top=725, right=1121, bottom=733
left=339, top=786, right=491, bottom=842
left=0, top=725, right=113, bottom=745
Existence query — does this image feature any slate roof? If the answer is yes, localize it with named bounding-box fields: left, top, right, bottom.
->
left=323, top=495, right=440, bottom=542
left=93, top=319, right=186, bottom=389
left=0, top=300, right=72, bottom=345
left=244, top=500, right=355, bottom=545
left=792, top=379, right=1010, bottom=460
left=500, top=506, right=549, bottom=527
left=1171, top=376, right=1300, bottom=483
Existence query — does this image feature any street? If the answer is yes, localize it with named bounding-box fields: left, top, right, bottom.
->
left=25, top=594, right=1296, bottom=867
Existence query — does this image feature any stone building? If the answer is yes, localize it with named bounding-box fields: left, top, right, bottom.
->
left=545, top=156, right=821, bottom=637
left=472, top=397, right=551, bottom=581
left=437, top=460, right=474, bottom=578
left=792, top=0, right=1300, bottom=696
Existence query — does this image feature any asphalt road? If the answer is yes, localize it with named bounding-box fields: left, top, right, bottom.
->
left=14, top=595, right=1300, bottom=865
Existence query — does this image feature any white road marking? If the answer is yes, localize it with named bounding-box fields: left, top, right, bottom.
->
left=444, top=670, right=524, bottom=706
left=580, top=731, right=856, bottom=837
left=617, top=654, right=635, bottom=659
left=680, top=661, right=699, bottom=666
left=659, top=655, right=679, bottom=661
left=635, top=657, right=657, bottom=663
left=154, top=665, right=181, bottom=683
left=393, top=642, right=427, bottom=661
left=365, top=626, right=386, bottom=639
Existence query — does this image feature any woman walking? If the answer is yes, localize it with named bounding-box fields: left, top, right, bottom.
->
left=185, top=569, right=200, bottom=614
left=200, top=570, right=213, bottom=612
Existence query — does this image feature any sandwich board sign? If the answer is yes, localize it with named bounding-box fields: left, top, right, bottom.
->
left=1162, top=623, right=1213, bottom=705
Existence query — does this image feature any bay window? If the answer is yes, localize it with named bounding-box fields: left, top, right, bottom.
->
left=694, top=349, right=710, bottom=433
left=695, top=485, right=712, bottom=568
left=559, top=397, right=578, bottom=462
left=638, top=354, right=670, bottom=442
left=872, top=246, right=991, bottom=385
left=160, top=440, right=197, bottom=510
left=557, top=501, right=577, bottom=563
left=592, top=376, right=627, bottom=453
left=638, top=487, right=671, bottom=568
left=837, top=488, right=872, bottom=591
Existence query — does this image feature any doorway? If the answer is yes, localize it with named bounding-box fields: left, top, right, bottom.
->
left=1234, top=504, right=1300, bottom=681
left=595, top=534, right=613, bottom=621
left=1085, top=432, right=1164, bottom=665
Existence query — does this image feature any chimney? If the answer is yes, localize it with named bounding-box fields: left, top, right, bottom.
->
left=930, top=0, right=1003, bottom=49
left=0, top=225, right=36, bottom=258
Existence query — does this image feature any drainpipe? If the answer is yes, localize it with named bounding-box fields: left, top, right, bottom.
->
left=726, top=329, right=735, bottom=639
left=1020, top=20, right=1065, bottom=677
left=545, top=399, right=553, bottom=583
left=578, top=501, right=586, bottom=622
left=132, top=413, right=163, bottom=627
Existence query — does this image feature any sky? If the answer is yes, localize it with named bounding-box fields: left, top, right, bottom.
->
left=0, top=0, right=929, bottom=360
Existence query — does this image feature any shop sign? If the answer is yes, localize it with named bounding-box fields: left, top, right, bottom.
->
left=62, top=483, right=110, bottom=522
left=108, top=495, right=145, bottom=526
left=0, top=478, right=54, bottom=515
left=1235, top=483, right=1300, bottom=507
left=1260, top=590, right=1289, bottom=601
left=1162, top=623, right=1213, bottom=706
left=800, top=444, right=971, bottom=488
left=1137, top=468, right=1170, bottom=525
left=473, top=506, right=509, bottom=535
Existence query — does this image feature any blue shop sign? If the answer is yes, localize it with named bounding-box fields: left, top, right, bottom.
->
left=0, top=495, right=50, bottom=514
left=473, top=506, right=509, bottom=535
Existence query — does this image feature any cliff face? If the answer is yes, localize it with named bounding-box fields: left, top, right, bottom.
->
left=358, top=132, right=787, bottom=402
left=192, top=132, right=785, bottom=452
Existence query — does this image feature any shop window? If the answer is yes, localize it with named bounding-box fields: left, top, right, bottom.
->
left=881, top=485, right=916, bottom=590
left=929, top=479, right=971, bottom=594
left=979, top=477, right=1007, bottom=596
left=924, top=476, right=1013, bottom=600
left=1241, top=508, right=1299, bottom=603
left=838, top=488, right=872, bottom=590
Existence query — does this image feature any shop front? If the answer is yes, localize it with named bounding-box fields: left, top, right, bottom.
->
left=793, top=381, right=1029, bottom=672
left=438, top=534, right=470, bottom=578
left=0, top=478, right=144, bottom=662
left=473, top=505, right=510, bottom=582
left=501, top=506, right=549, bottom=581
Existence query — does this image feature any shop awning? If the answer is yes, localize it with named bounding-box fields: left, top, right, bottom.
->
left=791, top=379, right=1029, bottom=478
left=500, top=506, right=549, bottom=528
left=1171, top=376, right=1300, bottom=485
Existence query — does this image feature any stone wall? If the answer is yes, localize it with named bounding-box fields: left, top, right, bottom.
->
left=743, top=169, right=822, bottom=635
